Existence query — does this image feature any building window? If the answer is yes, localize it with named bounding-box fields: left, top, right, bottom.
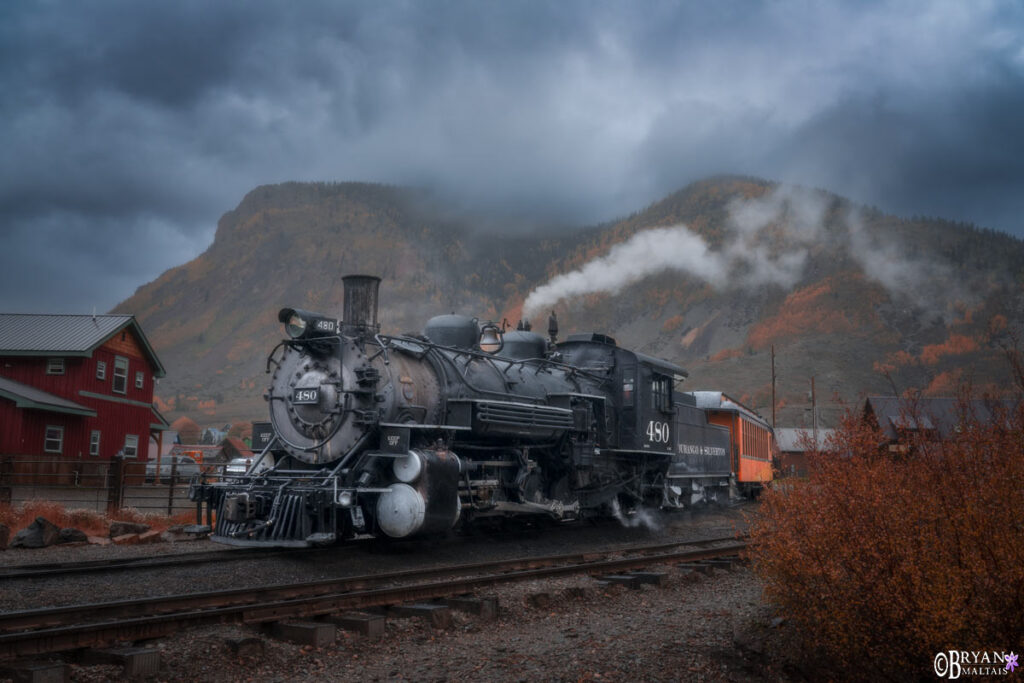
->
left=89, top=430, right=101, bottom=456
left=44, top=425, right=64, bottom=453
left=123, top=434, right=139, bottom=458
left=651, top=374, right=672, bottom=413
left=46, top=358, right=65, bottom=375
left=113, top=356, right=128, bottom=394
left=135, top=370, right=145, bottom=389
left=96, top=361, right=106, bottom=380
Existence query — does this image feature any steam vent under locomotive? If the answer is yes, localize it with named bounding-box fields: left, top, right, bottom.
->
left=190, top=275, right=773, bottom=547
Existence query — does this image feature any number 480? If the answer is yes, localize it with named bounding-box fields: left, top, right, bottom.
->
left=646, top=420, right=670, bottom=443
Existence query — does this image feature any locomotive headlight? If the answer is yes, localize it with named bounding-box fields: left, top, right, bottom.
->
left=285, top=312, right=307, bottom=338
left=278, top=308, right=337, bottom=339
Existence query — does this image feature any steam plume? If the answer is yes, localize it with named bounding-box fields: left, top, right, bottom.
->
left=523, top=226, right=727, bottom=318
left=522, top=184, right=967, bottom=319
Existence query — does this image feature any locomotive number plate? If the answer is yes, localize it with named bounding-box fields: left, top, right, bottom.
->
left=292, top=387, right=320, bottom=404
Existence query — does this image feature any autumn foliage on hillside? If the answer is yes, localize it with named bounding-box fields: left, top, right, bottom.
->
left=746, top=275, right=885, bottom=350
left=750, top=392, right=1024, bottom=678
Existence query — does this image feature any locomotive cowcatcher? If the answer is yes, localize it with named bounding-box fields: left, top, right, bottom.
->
left=190, top=275, right=772, bottom=547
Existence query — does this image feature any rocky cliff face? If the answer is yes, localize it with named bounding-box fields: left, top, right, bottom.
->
left=115, top=177, right=1024, bottom=426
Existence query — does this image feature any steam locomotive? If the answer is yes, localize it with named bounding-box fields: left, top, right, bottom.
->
left=190, top=275, right=773, bottom=547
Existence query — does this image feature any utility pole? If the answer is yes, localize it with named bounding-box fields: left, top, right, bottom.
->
left=770, top=345, right=776, bottom=429
left=810, top=376, right=818, bottom=447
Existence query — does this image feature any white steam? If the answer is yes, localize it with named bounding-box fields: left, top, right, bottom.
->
left=522, top=184, right=964, bottom=319
left=523, top=226, right=727, bottom=318
left=609, top=498, right=662, bottom=531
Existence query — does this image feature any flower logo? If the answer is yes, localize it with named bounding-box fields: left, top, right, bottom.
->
left=1007, top=652, right=1018, bottom=673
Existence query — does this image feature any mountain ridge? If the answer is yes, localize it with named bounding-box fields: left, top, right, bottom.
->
left=114, top=177, right=1024, bottom=427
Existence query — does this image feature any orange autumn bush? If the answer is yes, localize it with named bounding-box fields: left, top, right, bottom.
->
left=750, top=392, right=1024, bottom=679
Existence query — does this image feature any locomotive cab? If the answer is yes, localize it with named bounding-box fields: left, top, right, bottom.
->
left=556, top=333, right=687, bottom=454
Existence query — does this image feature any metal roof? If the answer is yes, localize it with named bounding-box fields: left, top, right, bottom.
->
left=151, top=405, right=171, bottom=431
left=687, top=391, right=770, bottom=428
left=864, top=396, right=1019, bottom=441
left=775, top=427, right=835, bottom=452
left=633, top=350, right=688, bottom=380
left=0, top=313, right=166, bottom=377
left=0, top=375, right=97, bottom=417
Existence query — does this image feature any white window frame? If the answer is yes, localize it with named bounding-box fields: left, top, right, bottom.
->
left=123, top=434, right=138, bottom=458
left=46, top=358, right=65, bottom=375
left=113, top=356, right=128, bottom=394
left=96, top=361, right=107, bottom=380
left=44, top=425, right=64, bottom=453
left=651, top=374, right=672, bottom=413
left=135, top=370, right=145, bottom=389
left=89, top=430, right=101, bottom=456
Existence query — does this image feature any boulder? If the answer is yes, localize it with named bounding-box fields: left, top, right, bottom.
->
left=58, top=528, right=89, bottom=544
left=10, top=516, right=61, bottom=549
left=109, top=521, right=150, bottom=538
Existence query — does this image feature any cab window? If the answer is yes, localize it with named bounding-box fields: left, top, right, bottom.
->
left=651, top=374, right=672, bottom=412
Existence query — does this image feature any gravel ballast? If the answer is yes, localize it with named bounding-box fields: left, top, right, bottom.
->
left=3, top=505, right=799, bottom=681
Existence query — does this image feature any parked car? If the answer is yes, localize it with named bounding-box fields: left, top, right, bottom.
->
left=145, top=455, right=199, bottom=483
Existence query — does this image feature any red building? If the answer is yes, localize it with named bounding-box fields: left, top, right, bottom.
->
left=0, top=314, right=168, bottom=466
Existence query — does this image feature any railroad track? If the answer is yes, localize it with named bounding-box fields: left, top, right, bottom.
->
left=0, top=546, right=313, bottom=580
left=0, top=536, right=746, bottom=660
left=0, top=523, right=743, bottom=581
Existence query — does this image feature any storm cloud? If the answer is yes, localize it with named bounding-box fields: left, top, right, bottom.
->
left=2, top=1, right=1023, bottom=312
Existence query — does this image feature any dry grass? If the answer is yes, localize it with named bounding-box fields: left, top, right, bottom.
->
left=0, top=501, right=195, bottom=537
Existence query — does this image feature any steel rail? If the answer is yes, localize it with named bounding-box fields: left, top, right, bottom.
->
left=0, top=540, right=746, bottom=659
left=0, top=534, right=742, bottom=632
left=0, top=547, right=299, bottom=580
left=0, top=526, right=742, bottom=581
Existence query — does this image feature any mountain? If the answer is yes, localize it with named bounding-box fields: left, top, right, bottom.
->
left=114, top=177, right=1024, bottom=427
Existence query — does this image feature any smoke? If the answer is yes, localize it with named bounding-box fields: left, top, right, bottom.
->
left=522, top=184, right=967, bottom=318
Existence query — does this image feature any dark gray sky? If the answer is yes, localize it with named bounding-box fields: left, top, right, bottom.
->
left=2, top=1, right=1023, bottom=313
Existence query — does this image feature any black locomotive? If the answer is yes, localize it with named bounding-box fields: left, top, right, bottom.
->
left=191, top=275, right=749, bottom=547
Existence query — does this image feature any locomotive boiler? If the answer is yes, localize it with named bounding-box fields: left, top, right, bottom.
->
left=191, top=275, right=771, bottom=547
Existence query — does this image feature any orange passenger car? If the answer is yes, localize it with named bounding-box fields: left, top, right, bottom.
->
left=688, top=391, right=774, bottom=493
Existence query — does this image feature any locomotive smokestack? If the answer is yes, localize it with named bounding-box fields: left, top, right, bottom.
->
left=342, top=275, right=381, bottom=334
left=548, top=311, right=558, bottom=344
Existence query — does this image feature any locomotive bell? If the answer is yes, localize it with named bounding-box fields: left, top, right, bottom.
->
left=478, top=322, right=503, bottom=353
